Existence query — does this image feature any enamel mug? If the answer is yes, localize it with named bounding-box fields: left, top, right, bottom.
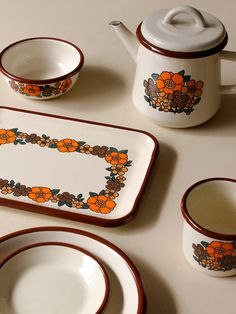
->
left=181, top=178, right=236, bottom=276
left=110, top=5, right=236, bottom=128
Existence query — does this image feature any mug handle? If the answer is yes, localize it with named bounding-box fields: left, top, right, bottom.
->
left=220, top=50, right=236, bottom=94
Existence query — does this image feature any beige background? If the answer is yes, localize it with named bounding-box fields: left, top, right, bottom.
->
left=0, top=0, right=235, bottom=313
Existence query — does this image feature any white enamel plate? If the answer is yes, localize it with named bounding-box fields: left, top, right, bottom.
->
left=0, top=227, right=146, bottom=313
left=0, top=242, right=109, bottom=314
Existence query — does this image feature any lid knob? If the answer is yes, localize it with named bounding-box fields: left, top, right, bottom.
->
left=162, top=5, right=206, bottom=28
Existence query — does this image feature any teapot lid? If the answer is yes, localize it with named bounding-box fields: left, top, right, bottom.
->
left=140, top=5, right=227, bottom=54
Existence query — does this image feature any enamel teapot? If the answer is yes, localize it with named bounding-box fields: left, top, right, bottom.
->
left=110, top=5, right=236, bottom=128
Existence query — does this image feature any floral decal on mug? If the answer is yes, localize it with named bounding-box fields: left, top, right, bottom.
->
left=143, top=70, right=204, bottom=115
left=193, top=241, right=236, bottom=271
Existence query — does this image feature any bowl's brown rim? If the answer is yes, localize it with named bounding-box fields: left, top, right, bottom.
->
left=181, top=177, right=236, bottom=240
left=0, top=37, right=84, bottom=84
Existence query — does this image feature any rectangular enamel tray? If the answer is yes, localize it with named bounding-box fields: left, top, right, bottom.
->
left=0, top=107, right=159, bottom=226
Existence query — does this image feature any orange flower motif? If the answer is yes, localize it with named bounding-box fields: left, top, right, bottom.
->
left=0, top=129, right=16, bottom=144
left=206, top=241, right=233, bottom=259
left=57, top=138, right=79, bottom=152
left=105, top=152, right=128, bottom=165
left=156, top=71, right=184, bottom=94
left=28, top=187, right=52, bottom=203
left=182, top=80, right=204, bottom=98
left=23, top=84, right=41, bottom=97
left=60, top=79, right=72, bottom=92
left=87, top=195, right=116, bottom=214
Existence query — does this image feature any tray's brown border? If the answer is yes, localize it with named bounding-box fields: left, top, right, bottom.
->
left=0, top=37, right=84, bottom=84
left=0, top=106, right=159, bottom=227
left=181, top=177, right=236, bottom=240
left=0, top=240, right=110, bottom=314
left=0, top=226, right=146, bottom=314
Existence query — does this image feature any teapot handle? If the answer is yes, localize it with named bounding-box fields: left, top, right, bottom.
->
left=220, top=50, right=236, bottom=94
left=162, top=5, right=206, bottom=28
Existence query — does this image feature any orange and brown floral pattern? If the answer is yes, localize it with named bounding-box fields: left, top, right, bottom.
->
left=0, top=128, right=132, bottom=214
left=105, top=151, right=128, bottom=165
left=57, top=138, right=79, bottom=152
left=28, top=187, right=53, bottom=203
left=0, top=129, right=16, bottom=144
left=9, top=78, right=72, bottom=98
left=87, top=195, right=116, bottom=214
left=144, top=70, right=204, bottom=115
left=193, top=240, right=236, bottom=271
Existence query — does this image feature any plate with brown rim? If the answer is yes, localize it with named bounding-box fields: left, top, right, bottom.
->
left=0, top=226, right=146, bottom=313
left=0, top=241, right=109, bottom=314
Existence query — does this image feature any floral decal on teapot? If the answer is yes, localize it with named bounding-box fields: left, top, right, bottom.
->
left=144, top=70, right=204, bottom=115
left=193, top=240, right=236, bottom=271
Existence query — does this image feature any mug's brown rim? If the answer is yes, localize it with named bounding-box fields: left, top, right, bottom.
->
left=181, top=177, right=236, bottom=240
left=136, top=23, right=228, bottom=59
left=0, top=37, right=84, bottom=84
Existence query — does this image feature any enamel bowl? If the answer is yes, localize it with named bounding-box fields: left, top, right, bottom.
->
left=0, top=37, right=84, bottom=99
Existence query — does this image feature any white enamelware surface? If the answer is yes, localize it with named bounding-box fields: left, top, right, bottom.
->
left=0, top=0, right=236, bottom=313
left=132, top=48, right=222, bottom=128
left=182, top=220, right=236, bottom=277
left=182, top=178, right=236, bottom=277
left=0, top=242, right=108, bottom=314
left=0, top=228, right=144, bottom=314
left=1, top=38, right=82, bottom=80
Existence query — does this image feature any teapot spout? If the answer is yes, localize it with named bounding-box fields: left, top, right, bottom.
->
left=109, top=21, right=138, bottom=63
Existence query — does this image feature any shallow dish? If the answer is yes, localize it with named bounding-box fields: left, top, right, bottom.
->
left=0, top=37, right=84, bottom=99
left=0, top=242, right=109, bottom=314
left=0, top=227, right=146, bottom=313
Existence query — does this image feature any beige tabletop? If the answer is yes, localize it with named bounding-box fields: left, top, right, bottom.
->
left=0, top=0, right=235, bottom=313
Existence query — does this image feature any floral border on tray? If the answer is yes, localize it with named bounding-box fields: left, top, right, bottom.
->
left=0, top=128, right=132, bottom=214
